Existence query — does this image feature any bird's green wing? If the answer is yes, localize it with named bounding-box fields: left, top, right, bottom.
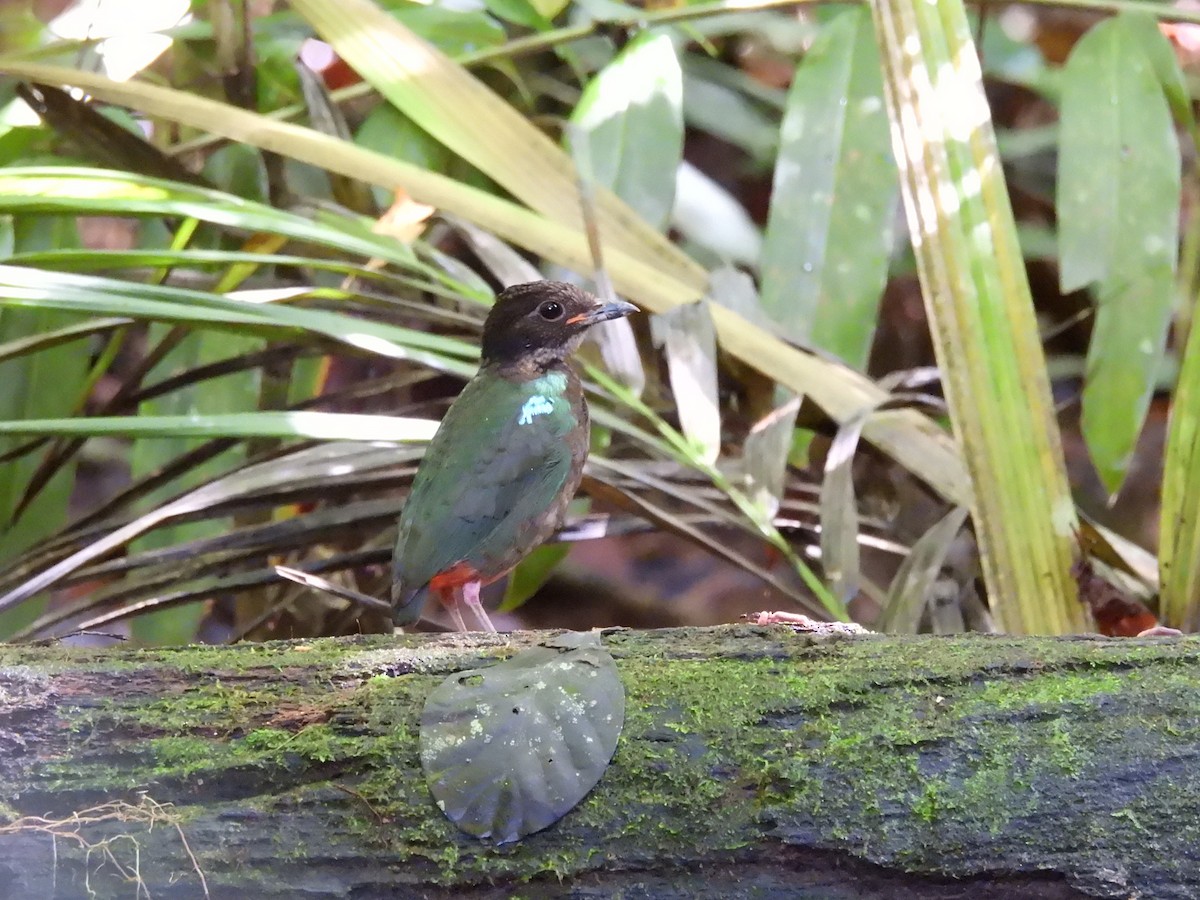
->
left=392, top=369, right=584, bottom=618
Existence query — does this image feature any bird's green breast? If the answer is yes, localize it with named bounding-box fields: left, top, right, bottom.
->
left=392, top=364, right=588, bottom=611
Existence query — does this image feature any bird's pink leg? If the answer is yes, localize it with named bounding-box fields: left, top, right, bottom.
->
left=435, top=585, right=469, bottom=632
left=461, top=580, right=497, bottom=633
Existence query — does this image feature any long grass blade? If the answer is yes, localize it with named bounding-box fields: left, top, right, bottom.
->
left=870, top=0, right=1086, bottom=633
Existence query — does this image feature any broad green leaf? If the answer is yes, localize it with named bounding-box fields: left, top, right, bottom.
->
left=1120, top=11, right=1198, bottom=139
left=420, top=631, right=624, bottom=843
left=571, top=30, right=683, bottom=232
left=761, top=7, right=896, bottom=367
left=681, top=68, right=777, bottom=164
left=395, top=5, right=509, bottom=55
left=355, top=103, right=452, bottom=175
left=479, top=0, right=552, bottom=30
left=872, top=0, right=1085, bottom=634
left=1059, top=15, right=1180, bottom=493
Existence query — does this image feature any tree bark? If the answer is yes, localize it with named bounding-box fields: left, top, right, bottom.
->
left=0, top=626, right=1195, bottom=899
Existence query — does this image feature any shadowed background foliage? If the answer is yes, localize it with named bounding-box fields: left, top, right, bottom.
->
left=0, top=0, right=1196, bottom=644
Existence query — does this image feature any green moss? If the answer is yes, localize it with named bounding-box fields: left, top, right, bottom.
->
left=974, top=671, right=1123, bottom=710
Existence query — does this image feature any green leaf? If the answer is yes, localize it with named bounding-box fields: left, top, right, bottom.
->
left=819, top=404, right=877, bottom=606
left=478, top=0, right=552, bottom=30
left=0, top=215, right=88, bottom=638
left=571, top=30, right=683, bottom=232
left=681, top=68, right=777, bottom=164
left=499, top=543, right=570, bottom=612
left=0, top=412, right=437, bottom=441
left=760, top=7, right=896, bottom=367
left=649, top=300, right=720, bottom=464
left=878, top=506, right=970, bottom=633
left=394, top=5, right=509, bottom=55
left=1160, top=311, right=1200, bottom=629
left=0, top=263, right=479, bottom=374
left=1120, top=11, right=1197, bottom=138
left=289, top=0, right=701, bottom=289
left=1058, top=15, right=1180, bottom=493
left=420, top=631, right=624, bottom=843
left=355, top=103, right=452, bottom=175
left=0, top=167, right=421, bottom=270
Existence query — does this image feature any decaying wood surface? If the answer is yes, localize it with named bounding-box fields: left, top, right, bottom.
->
left=0, top=626, right=1196, bottom=899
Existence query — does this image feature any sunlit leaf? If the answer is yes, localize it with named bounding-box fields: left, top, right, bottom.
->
left=742, top=393, right=801, bottom=520
left=420, top=631, right=624, bottom=843
left=289, top=0, right=701, bottom=288
left=0, top=263, right=479, bottom=372
left=0, top=167, right=421, bottom=270
left=649, top=301, right=720, bottom=464
left=672, top=162, right=761, bottom=267
left=571, top=30, right=682, bottom=232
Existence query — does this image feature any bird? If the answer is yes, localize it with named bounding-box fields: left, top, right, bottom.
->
left=392, top=281, right=638, bottom=632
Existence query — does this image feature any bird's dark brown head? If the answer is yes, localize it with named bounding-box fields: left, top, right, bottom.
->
left=480, top=281, right=638, bottom=369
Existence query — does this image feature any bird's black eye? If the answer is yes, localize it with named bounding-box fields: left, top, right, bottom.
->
left=537, top=300, right=564, bottom=321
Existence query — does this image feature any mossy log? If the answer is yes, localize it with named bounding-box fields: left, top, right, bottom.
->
left=0, top=626, right=1197, bottom=899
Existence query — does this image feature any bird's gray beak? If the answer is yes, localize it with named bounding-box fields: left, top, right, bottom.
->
left=567, top=299, right=639, bottom=326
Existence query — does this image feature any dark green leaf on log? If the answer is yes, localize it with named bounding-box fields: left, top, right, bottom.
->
left=420, top=631, right=624, bottom=843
